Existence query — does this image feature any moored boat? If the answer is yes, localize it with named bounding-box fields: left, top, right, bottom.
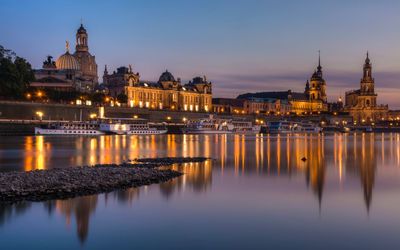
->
left=35, top=121, right=104, bottom=135
left=99, top=118, right=168, bottom=135
left=267, top=121, right=322, bottom=134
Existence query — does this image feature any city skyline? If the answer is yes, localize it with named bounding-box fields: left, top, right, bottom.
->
left=2, top=0, right=400, bottom=107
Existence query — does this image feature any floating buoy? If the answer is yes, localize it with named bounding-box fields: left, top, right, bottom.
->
left=301, top=157, right=307, bottom=162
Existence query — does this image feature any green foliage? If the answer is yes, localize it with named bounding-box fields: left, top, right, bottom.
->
left=45, top=89, right=80, bottom=102
left=91, top=92, right=106, bottom=104
left=117, top=93, right=128, bottom=103
left=0, top=45, right=35, bottom=99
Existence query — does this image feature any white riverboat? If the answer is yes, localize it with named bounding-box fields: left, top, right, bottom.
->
left=183, top=116, right=260, bottom=134
left=267, top=121, right=294, bottom=134
left=231, top=120, right=261, bottom=134
left=35, top=118, right=168, bottom=135
left=98, top=118, right=168, bottom=135
left=183, top=117, right=234, bottom=134
left=293, top=122, right=323, bottom=133
left=267, top=121, right=322, bottom=134
left=35, top=121, right=104, bottom=135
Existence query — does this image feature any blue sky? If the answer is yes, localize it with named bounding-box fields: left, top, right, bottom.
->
left=1, top=0, right=400, bottom=107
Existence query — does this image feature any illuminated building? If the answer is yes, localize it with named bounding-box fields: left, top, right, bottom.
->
left=103, top=65, right=140, bottom=97
left=32, top=23, right=98, bottom=92
left=124, top=70, right=212, bottom=111
left=345, top=52, right=388, bottom=123
left=237, top=54, right=328, bottom=113
left=212, top=97, right=290, bottom=114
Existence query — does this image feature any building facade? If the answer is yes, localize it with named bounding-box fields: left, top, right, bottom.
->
left=345, top=53, right=388, bottom=123
left=237, top=55, right=328, bottom=114
left=103, top=65, right=140, bottom=97
left=124, top=70, right=212, bottom=112
left=73, top=24, right=98, bottom=89
left=32, top=23, right=98, bottom=92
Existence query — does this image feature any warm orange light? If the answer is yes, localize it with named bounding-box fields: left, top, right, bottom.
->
left=36, top=111, right=44, bottom=120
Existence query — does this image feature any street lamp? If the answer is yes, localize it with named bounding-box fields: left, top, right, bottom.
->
left=36, top=111, right=44, bottom=121
left=89, top=113, right=97, bottom=119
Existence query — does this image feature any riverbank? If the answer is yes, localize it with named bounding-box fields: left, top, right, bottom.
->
left=0, top=157, right=209, bottom=204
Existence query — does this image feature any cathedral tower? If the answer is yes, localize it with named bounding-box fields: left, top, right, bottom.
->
left=360, top=52, right=375, bottom=95
left=307, top=52, right=327, bottom=103
left=76, top=24, right=88, bottom=52
left=73, top=22, right=98, bottom=88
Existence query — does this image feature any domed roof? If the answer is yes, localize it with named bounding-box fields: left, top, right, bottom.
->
left=56, top=51, right=80, bottom=70
left=159, top=70, right=175, bottom=82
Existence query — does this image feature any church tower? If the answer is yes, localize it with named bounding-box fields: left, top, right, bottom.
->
left=307, top=52, right=327, bottom=103
left=73, top=22, right=98, bottom=89
left=76, top=24, right=88, bottom=52
left=360, top=52, right=375, bottom=95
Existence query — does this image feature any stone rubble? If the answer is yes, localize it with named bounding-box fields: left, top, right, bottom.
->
left=0, top=157, right=209, bottom=204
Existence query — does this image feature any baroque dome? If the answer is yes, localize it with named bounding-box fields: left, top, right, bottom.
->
left=159, top=70, right=175, bottom=82
left=56, top=51, right=80, bottom=71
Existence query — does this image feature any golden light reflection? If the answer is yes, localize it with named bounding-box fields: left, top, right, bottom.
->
left=24, top=136, right=48, bottom=171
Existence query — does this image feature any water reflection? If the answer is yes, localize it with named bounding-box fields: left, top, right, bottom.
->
left=1, top=133, right=400, bottom=245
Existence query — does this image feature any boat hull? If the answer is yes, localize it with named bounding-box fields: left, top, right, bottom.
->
left=35, top=127, right=104, bottom=135
left=126, top=129, right=168, bottom=135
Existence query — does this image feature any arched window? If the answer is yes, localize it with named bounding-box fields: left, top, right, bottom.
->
left=366, top=99, right=370, bottom=106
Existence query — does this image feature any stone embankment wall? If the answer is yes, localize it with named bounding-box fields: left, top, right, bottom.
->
left=0, top=101, right=259, bottom=135
left=0, top=101, right=255, bottom=122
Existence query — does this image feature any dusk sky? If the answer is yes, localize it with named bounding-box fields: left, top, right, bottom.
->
left=1, top=0, right=400, bottom=107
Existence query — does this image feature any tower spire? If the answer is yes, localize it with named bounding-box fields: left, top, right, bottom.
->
left=317, top=50, right=322, bottom=72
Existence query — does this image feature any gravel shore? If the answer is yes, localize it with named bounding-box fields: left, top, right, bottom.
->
left=0, top=157, right=209, bottom=204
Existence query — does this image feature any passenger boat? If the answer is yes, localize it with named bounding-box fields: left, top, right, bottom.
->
left=267, top=121, right=322, bottom=134
left=98, top=118, right=168, bottom=135
left=183, top=117, right=234, bottom=134
left=293, top=122, right=323, bottom=133
left=35, top=118, right=168, bottom=135
left=183, top=116, right=260, bottom=134
left=267, top=121, right=294, bottom=134
left=35, top=121, right=104, bottom=135
left=231, top=120, right=261, bottom=134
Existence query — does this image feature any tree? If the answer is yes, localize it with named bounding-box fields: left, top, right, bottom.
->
left=117, top=93, right=128, bottom=104
left=91, top=92, right=106, bottom=105
left=0, top=45, right=35, bottom=99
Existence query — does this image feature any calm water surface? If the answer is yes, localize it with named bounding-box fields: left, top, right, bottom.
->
left=1, top=133, right=400, bottom=249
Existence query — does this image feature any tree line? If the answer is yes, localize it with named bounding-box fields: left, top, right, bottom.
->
left=0, top=45, right=35, bottom=99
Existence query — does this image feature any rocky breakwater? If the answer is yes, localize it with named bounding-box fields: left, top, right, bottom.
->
left=0, top=157, right=209, bottom=204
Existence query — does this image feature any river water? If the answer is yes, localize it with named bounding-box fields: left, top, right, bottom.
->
left=0, top=133, right=400, bottom=249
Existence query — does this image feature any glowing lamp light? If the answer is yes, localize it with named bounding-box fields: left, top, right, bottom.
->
left=36, top=111, right=44, bottom=120
left=133, top=115, right=139, bottom=119
left=166, top=116, right=172, bottom=121
left=89, top=113, right=97, bottom=119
